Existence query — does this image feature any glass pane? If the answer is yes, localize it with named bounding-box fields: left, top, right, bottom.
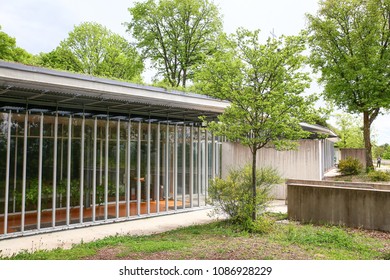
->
left=0, top=113, right=8, bottom=234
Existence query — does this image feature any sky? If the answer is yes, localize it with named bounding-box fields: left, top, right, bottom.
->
left=0, top=0, right=389, bottom=144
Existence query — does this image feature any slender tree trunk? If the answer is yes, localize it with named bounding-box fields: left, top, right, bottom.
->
left=251, top=147, right=257, bottom=221
left=363, top=111, right=374, bottom=170
left=182, top=68, right=187, bottom=88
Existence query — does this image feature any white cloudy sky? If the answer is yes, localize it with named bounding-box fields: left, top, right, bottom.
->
left=0, top=0, right=389, bottom=144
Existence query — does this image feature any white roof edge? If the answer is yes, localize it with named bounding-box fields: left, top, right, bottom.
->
left=300, top=122, right=338, bottom=139
left=0, top=60, right=229, bottom=113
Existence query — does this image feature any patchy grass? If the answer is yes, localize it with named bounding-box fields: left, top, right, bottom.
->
left=2, top=213, right=389, bottom=260
left=326, top=169, right=390, bottom=182
left=269, top=223, right=384, bottom=260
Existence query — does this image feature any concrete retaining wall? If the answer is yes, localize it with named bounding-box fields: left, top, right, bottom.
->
left=288, top=179, right=390, bottom=191
left=287, top=180, right=390, bottom=232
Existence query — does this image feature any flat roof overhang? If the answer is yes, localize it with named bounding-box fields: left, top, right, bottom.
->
left=0, top=61, right=229, bottom=122
left=300, top=122, right=339, bottom=141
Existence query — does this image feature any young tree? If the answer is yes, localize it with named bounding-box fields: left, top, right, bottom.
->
left=334, top=113, right=364, bottom=148
left=39, top=22, right=144, bottom=82
left=127, top=0, right=223, bottom=88
left=307, top=0, right=390, bottom=169
left=194, top=29, right=315, bottom=221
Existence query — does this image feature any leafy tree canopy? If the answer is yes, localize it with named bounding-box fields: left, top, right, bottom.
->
left=38, top=22, right=144, bottom=82
left=195, top=29, right=316, bottom=152
left=194, top=29, right=316, bottom=220
left=373, top=143, right=390, bottom=159
left=0, top=26, right=33, bottom=63
left=333, top=113, right=364, bottom=149
left=307, top=0, right=390, bottom=169
left=127, top=0, right=223, bottom=88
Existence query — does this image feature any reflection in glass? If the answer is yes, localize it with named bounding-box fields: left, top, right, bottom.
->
left=0, top=111, right=220, bottom=237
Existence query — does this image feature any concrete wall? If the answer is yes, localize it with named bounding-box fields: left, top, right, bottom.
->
left=221, top=140, right=322, bottom=181
left=221, top=140, right=335, bottom=199
left=322, top=139, right=335, bottom=173
left=340, top=148, right=366, bottom=169
left=287, top=180, right=390, bottom=232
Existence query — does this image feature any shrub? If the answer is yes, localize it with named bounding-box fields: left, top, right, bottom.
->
left=208, top=165, right=282, bottom=233
left=367, top=170, right=390, bottom=182
left=338, top=157, right=363, bottom=175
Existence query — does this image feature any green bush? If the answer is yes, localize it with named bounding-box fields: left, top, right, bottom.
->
left=208, top=165, right=282, bottom=233
left=338, top=157, right=363, bottom=175
left=367, top=170, right=390, bottom=182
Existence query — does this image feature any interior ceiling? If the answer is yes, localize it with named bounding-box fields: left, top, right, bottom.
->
left=0, top=84, right=220, bottom=123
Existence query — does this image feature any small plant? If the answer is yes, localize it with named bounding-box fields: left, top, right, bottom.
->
left=208, top=165, right=282, bottom=233
left=338, top=157, right=363, bottom=175
left=367, top=170, right=390, bottom=182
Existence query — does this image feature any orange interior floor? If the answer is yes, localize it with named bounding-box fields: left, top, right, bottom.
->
left=0, top=200, right=187, bottom=235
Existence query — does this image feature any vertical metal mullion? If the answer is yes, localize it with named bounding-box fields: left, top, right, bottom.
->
left=99, top=129, right=103, bottom=186
left=147, top=121, right=151, bottom=215
left=12, top=125, right=18, bottom=214
left=205, top=129, right=209, bottom=203
left=211, top=132, right=216, bottom=180
left=182, top=125, right=186, bottom=209
left=197, top=127, right=201, bottom=207
left=104, top=118, right=109, bottom=221
left=216, top=136, right=220, bottom=178
left=66, top=115, right=72, bottom=226
left=52, top=113, right=58, bottom=227
left=156, top=123, right=160, bottom=214
left=60, top=125, right=64, bottom=183
left=190, top=125, right=194, bottom=208
left=4, top=111, right=11, bottom=234
left=80, top=115, right=85, bottom=223
left=37, top=112, right=43, bottom=229
left=116, top=119, right=120, bottom=219
left=137, top=121, right=141, bottom=215
left=173, top=124, right=178, bottom=211
left=92, top=117, right=97, bottom=222
left=165, top=123, right=169, bottom=212
left=126, top=120, right=131, bottom=217
left=21, top=112, right=28, bottom=232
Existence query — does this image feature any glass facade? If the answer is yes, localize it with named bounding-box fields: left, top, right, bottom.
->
left=0, top=111, right=221, bottom=238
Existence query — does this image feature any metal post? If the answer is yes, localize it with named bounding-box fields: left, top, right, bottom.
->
left=99, top=128, right=103, bottom=186
left=21, top=112, right=28, bottom=232
left=190, top=125, right=194, bottom=208
left=205, top=129, right=209, bottom=203
left=104, top=117, right=109, bottom=221
left=137, top=121, right=141, bottom=215
left=92, top=117, right=97, bottom=222
left=182, top=124, right=186, bottom=209
left=211, top=132, right=216, bottom=180
left=126, top=120, right=131, bottom=217
left=12, top=124, right=18, bottom=214
left=80, top=115, right=85, bottom=223
left=37, top=112, right=43, bottom=229
left=66, top=115, right=72, bottom=226
left=156, top=123, right=160, bottom=213
left=197, top=126, right=201, bottom=207
left=174, top=124, right=178, bottom=210
left=52, top=113, right=58, bottom=227
left=165, top=123, right=169, bottom=212
left=116, top=119, right=120, bottom=218
left=4, top=111, right=11, bottom=234
left=147, top=121, right=151, bottom=215
left=60, top=124, right=64, bottom=183
left=216, top=136, right=220, bottom=178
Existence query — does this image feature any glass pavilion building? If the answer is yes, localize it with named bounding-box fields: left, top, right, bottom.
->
left=0, top=61, right=228, bottom=239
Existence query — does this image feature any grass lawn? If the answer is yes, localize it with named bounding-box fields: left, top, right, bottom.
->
left=2, top=213, right=390, bottom=260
